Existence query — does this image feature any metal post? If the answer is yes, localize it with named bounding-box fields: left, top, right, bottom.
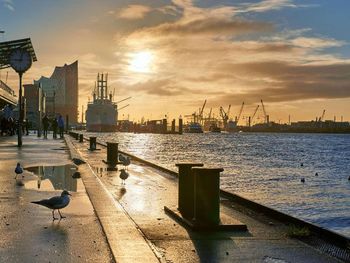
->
left=171, top=119, right=175, bottom=133
left=192, top=167, right=223, bottom=226
left=66, top=115, right=69, bottom=133
left=17, top=73, right=23, bottom=147
left=79, top=134, right=84, bottom=143
left=89, top=137, right=97, bottom=151
left=106, top=142, right=118, bottom=168
left=175, top=163, right=203, bottom=219
left=179, top=118, right=183, bottom=134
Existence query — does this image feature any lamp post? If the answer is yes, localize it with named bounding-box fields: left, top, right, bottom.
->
left=9, top=48, right=32, bottom=147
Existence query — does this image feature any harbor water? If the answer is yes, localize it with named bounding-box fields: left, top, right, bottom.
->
left=83, top=131, right=350, bottom=237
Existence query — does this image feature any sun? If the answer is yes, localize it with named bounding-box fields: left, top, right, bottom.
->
left=128, top=51, right=153, bottom=73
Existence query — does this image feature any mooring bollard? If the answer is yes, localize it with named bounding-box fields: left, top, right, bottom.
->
left=107, top=142, right=118, bottom=167
left=89, top=137, right=97, bottom=151
left=178, top=118, right=183, bottom=134
left=175, top=163, right=204, bottom=219
left=191, top=167, right=223, bottom=226
left=79, top=134, right=84, bottom=143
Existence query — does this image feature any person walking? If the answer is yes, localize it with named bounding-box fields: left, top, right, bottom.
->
left=58, top=115, right=64, bottom=139
left=42, top=114, right=49, bottom=139
left=52, top=117, right=58, bottom=139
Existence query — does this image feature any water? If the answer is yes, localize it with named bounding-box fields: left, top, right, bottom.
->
left=84, top=131, right=350, bottom=237
left=24, top=164, right=80, bottom=192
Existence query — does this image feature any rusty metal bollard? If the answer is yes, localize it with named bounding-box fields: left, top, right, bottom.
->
left=79, top=134, right=84, bottom=143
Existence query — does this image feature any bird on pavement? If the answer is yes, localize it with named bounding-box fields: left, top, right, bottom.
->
left=119, top=154, right=131, bottom=170
left=14, top=163, right=23, bottom=179
left=31, top=190, right=71, bottom=220
left=119, top=169, right=129, bottom=185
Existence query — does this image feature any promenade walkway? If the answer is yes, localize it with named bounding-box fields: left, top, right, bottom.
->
left=0, top=134, right=113, bottom=262
left=67, top=135, right=342, bottom=263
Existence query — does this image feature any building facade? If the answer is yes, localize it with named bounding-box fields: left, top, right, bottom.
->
left=23, top=84, right=45, bottom=129
left=34, top=61, right=78, bottom=124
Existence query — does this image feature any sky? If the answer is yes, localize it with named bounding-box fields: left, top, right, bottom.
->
left=1, top=0, right=350, bottom=123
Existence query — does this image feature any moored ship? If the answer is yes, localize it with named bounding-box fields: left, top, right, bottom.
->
left=85, top=73, right=117, bottom=132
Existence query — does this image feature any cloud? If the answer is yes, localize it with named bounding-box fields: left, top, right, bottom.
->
left=129, top=17, right=272, bottom=38
left=118, top=5, right=152, bottom=20
left=238, top=0, right=297, bottom=13
left=122, top=79, right=192, bottom=96
left=212, top=61, right=350, bottom=105
left=291, top=37, right=346, bottom=49
left=2, top=0, right=14, bottom=11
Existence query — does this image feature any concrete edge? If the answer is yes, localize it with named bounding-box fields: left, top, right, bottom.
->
left=64, top=135, right=162, bottom=263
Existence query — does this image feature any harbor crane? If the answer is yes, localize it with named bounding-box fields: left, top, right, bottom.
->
left=261, top=99, right=268, bottom=124
left=235, top=102, right=244, bottom=124
left=219, top=104, right=231, bottom=129
left=199, top=100, right=207, bottom=124
left=319, top=109, right=326, bottom=122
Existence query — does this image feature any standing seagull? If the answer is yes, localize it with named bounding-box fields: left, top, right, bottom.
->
left=31, top=190, right=71, bottom=220
left=119, top=169, right=129, bottom=185
left=14, top=163, right=23, bottom=179
left=123, top=156, right=131, bottom=170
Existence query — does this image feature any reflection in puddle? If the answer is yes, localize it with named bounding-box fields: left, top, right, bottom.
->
left=93, top=166, right=118, bottom=177
left=24, top=164, right=78, bottom=192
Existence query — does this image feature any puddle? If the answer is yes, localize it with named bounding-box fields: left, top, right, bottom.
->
left=24, top=164, right=80, bottom=192
left=93, top=166, right=119, bottom=177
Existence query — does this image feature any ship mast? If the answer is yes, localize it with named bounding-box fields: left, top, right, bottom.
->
left=97, top=73, right=108, bottom=100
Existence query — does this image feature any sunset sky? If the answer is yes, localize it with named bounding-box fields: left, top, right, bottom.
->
left=1, top=0, right=350, bottom=123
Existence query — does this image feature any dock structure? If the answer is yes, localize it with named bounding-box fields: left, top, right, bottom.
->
left=1, top=131, right=349, bottom=262
left=65, top=133, right=350, bottom=263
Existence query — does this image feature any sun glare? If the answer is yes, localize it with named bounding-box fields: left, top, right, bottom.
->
left=128, top=51, right=153, bottom=73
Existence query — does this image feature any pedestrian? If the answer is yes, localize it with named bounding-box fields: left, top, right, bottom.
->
left=42, top=114, right=49, bottom=139
left=52, top=117, right=58, bottom=139
left=58, top=115, right=64, bottom=139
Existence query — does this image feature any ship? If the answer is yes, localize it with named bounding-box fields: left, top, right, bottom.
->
left=184, top=122, right=203, bottom=133
left=85, top=73, right=117, bottom=132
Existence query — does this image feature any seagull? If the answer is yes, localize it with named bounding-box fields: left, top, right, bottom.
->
left=122, top=156, right=131, bottom=170
left=119, top=154, right=131, bottom=170
left=119, top=154, right=126, bottom=163
left=119, top=169, right=129, bottom=185
left=31, top=190, right=71, bottom=220
left=301, top=178, right=305, bottom=183
left=14, top=163, right=23, bottom=179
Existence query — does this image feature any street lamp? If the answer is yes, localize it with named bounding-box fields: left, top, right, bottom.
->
left=9, top=48, right=32, bottom=147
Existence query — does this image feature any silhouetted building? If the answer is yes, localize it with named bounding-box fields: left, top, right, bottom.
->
left=23, top=84, right=45, bottom=129
left=34, top=61, right=78, bottom=124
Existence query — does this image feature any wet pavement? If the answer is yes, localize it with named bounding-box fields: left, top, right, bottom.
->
left=68, top=136, right=341, bottom=263
left=0, top=134, right=113, bottom=262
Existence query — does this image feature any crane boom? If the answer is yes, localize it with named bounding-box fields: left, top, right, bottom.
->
left=118, top=104, right=129, bottom=111
left=200, top=100, right=207, bottom=117
left=251, top=105, right=259, bottom=122
left=227, top=105, right=231, bottom=119
left=116, top=96, right=132, bottom=104
left=208, top=108, right=212, bottom=120
left=236, top=102, right=244, bottom=123
left=261, top=99, right=267, bottom=123
left=320, top=109, right=326, bottom=122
